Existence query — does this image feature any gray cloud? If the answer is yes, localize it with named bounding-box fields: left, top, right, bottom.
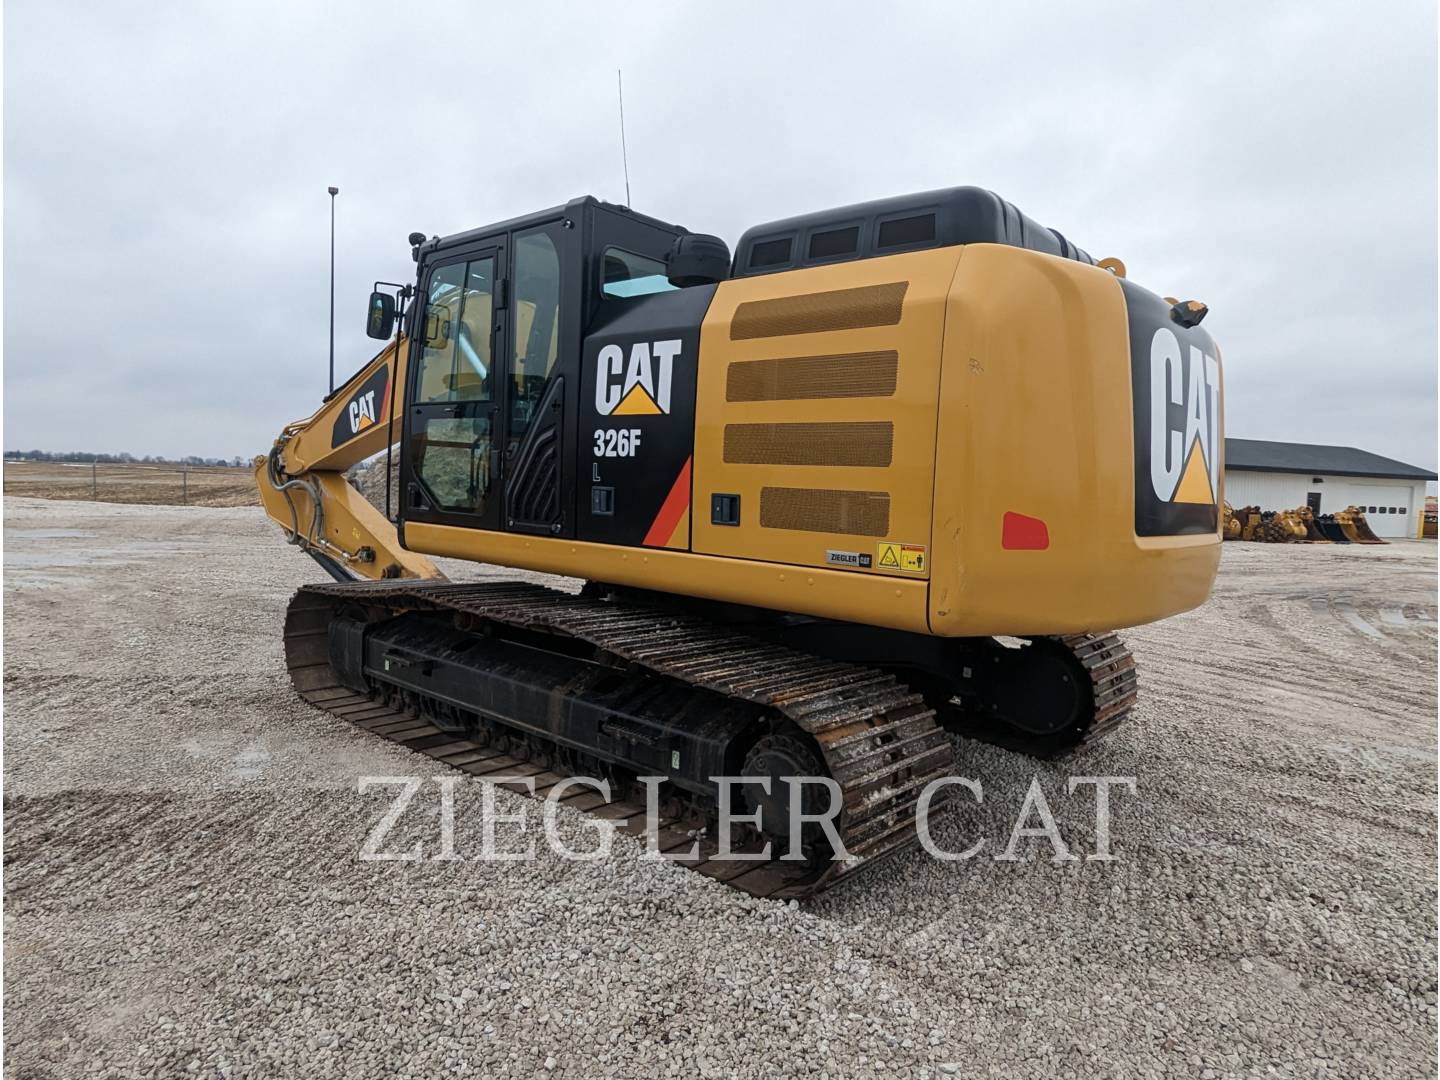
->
left=5, top=0, right=1436, bottom=473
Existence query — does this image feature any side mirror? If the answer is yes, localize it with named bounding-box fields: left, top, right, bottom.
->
left=366, top=291, right=396, bottom=339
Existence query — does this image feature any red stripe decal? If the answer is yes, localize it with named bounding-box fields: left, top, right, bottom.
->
left=643, top=457, right=692, bottom=547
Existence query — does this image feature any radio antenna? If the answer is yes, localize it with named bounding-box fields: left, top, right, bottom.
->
left=616, top=68, right=632, bottom=206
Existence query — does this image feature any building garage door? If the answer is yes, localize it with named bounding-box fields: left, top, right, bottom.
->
left=1348, top=484, right=1413, bottom=538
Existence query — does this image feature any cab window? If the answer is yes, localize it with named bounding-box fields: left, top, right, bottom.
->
left=416, top=258, right=495, bottom=403
left=411, top=256, right=496, bottom=514
left=601, top=247, right=676, bottom=298
left=510, top=227, right=563, bottom=439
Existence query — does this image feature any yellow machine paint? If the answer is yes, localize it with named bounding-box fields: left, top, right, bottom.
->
left=929, top=245, right=1221, bottom=634
left=382, top=243, right=1222, bottom=637
left=692, top=250, right=956, bottom=578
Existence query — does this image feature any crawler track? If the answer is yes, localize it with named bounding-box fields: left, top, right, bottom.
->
left=940, top=630, right=1138, bottom=756
left=285, top=580, right=955, bottom=900
left=283, top=582, right=1140, bottom=897
left=1060, top=631, right=1139, bottom=747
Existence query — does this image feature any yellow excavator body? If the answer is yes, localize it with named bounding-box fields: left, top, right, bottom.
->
left=399, top=243, right=1222, bottom=636
left=262, top=241, right=1222, bottom=636
left=253, top=188, right=1224, bottom=897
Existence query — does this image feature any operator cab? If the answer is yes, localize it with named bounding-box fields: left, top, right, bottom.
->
left=367, top=197, right=728, bottom=544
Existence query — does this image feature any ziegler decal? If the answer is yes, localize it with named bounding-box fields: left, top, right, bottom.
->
left=594, top=339, right=682, bottom=416
left=1124, top=279, right=1223, bottom=537
left=330, top=365, right=391, bottom=449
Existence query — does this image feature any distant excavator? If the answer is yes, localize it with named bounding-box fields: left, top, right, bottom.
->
left=256, top=187, right=1223, bottom=897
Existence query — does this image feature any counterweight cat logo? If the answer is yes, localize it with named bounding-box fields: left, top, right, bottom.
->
left=1124, top=278, right=1223, bottom=537
left=1148, top=326, right=1220, bottom=506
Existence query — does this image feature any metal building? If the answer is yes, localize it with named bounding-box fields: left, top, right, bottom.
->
left=1224, top=438, right=1436, bottom=539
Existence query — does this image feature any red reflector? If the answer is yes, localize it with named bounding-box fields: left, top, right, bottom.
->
left=1002, top=512, right=1049, bottom=550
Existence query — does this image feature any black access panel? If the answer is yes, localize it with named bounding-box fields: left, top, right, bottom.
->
left=576, top=285, right=717, bottom=547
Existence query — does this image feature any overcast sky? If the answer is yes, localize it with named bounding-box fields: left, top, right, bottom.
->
left=5, top=0, right=1436, bottom=473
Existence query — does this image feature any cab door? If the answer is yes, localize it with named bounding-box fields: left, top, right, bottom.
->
left=501, top=221, right=572, bottom=536
left=402, top=243, right=506, bottom=530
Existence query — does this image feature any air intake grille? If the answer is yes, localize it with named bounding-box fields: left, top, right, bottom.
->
left=759, top=487, right=891, bottom=537
left=730, top=282, right=908, bottom=340
left=726, top=351, right=899, bottom=401
left=724, top=422, right=893, bottom=467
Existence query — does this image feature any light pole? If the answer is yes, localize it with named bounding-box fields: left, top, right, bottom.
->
left=328, top=185, right=339, bottom=393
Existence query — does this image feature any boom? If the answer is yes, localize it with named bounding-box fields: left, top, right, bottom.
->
left=254, top=336, right=438, bottom=581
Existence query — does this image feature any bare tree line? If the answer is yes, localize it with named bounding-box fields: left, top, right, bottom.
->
left=5, top=450, right=249, bottom=468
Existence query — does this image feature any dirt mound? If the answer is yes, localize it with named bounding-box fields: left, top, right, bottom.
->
left=347, top=451, right=400, bottom=516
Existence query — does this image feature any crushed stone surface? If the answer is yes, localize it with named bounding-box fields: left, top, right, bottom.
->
left=4, top=496, right=1436, bottom=1078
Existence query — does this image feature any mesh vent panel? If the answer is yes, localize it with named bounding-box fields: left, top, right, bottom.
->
left=730, top=282, right=908, bottom=340
left=759, top=487, right=891, bottom=536
left=724, top=422, right=893, bottom=467
left=726, top=351, right=898, bottom=401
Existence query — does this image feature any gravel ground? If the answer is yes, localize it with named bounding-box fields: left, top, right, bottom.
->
left=4, top=496, right=1436, bottom=1078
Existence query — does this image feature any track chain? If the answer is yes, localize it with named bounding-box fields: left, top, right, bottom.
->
left=1058, top=631, right=1139, bottom=746
left=284, top=580, right=955, bottom=900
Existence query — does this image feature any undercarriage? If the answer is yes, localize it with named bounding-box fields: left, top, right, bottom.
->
left=285, top=579, right=1138, bottom=899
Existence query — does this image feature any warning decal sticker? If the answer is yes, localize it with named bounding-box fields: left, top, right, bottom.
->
left=876, top=543, right=926, bottom=573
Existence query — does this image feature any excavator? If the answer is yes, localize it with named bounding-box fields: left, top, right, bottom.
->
left=256, top=187, right=1224, bottom=898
